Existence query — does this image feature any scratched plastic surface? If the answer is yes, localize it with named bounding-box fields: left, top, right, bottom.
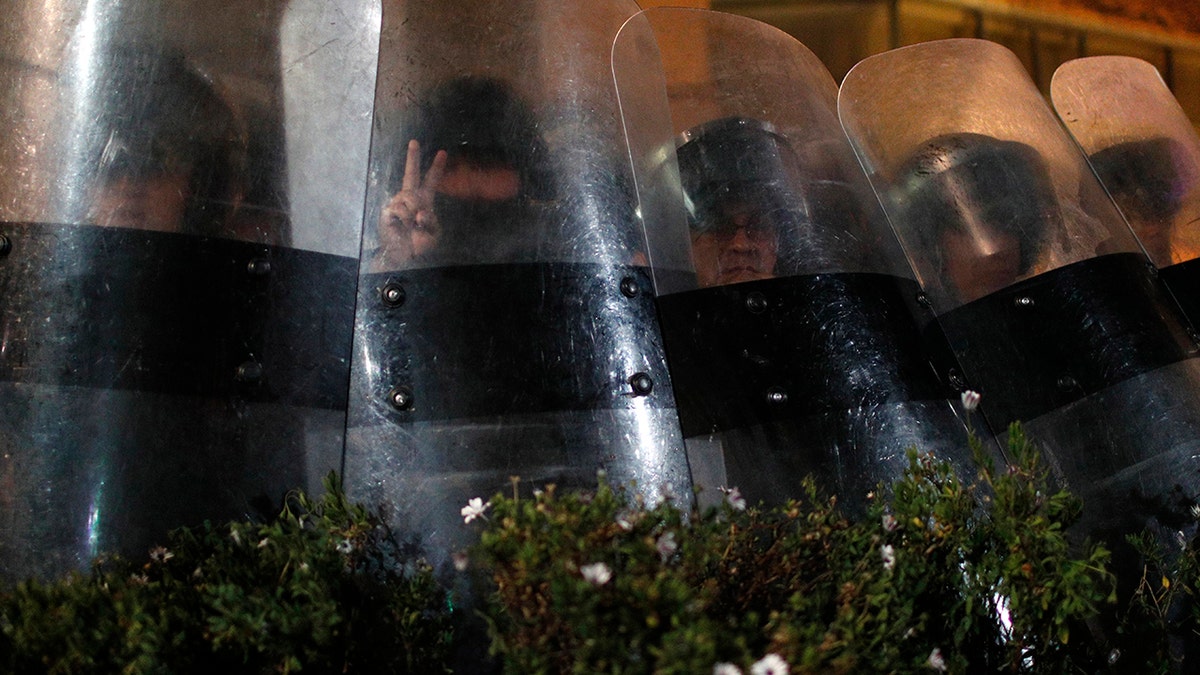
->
left=840, top=39, right=1200, bottom=560
left=613, top=9, right=983, bottom=510
left=342, top=0, right=693, bottom=567
left=0, top=0, right=379, bottom=583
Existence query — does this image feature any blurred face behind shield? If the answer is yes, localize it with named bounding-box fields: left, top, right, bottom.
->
left=1087, top=137, right=1196, bottom=265
left=678, top=118, right=803, bottom=288
left=896, top=133, right=1059, bottom=305
left=376, top=76, right=552, bottom=269
left=84, top=47, right=245, bottom=236
left=689, top=190, right=780, bottom=287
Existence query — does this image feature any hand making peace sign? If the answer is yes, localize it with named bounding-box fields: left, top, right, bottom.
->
left=375, top=139, right=448, bottom=269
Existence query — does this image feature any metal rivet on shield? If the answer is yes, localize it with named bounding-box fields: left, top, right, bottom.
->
left=765, top=386, right=789, bottom=406
left=629, top=372, right=654, bottom=396
left=0, top=234, right=11, bottom=257
left=1013, top=296, right=1034, bottom=308
left=947, top=368, right=966, bottom=391
left=745, top=292, right=768, bottom=314
left=246, top=258, right=272, bottom=276
left=915, top=291, right=931, bottom=308
left=619, top=276, right=640, bottom=298
left=235, top=360, right=264, bottom=383
left=381, top=281, right=406, bottom=308
left=388, top=386, right=413, bottom=411
left=1056, top=375, right=1078, bottom=391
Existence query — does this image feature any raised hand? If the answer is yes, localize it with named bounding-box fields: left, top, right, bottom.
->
left=375, top=139, right=447, bottom=269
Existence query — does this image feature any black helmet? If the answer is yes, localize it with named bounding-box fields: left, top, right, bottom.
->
left=896, top=132, right=1059, bottom=279
left=88, top=45, right=247, bottom=236
left=676, top=117, right=802, bottom=228
left=1088, top=136, right=1192, bottom=225
left=407, top=75, right=554, bottom=201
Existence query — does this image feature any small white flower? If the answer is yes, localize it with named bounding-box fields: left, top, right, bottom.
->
left=720, top=486, right=747, bottom=511
left=230, top=528, right=242, bottom=546
left=452, top=551, right=470, bottom=572
left=881, top=544, right=896, bottom=571
left=1191, top=504, right=1200, bottom=520
left=882, top=513, right=898, bottom=532
left=129, top=573, right=149, bottom=586
left=713, top=663, right=743, bottom=675
left=750, top=653, right=789, bottom=675
left=461, top=497, right=491, bottom=524
left=257, top=538, right=270, bottom=549
left=580, top=562, right=612, bottom=586
left=616, top=511, right=637, bottom=531
left=298, top=562, right=310, bottom=573
left=191, top=566, right=203, bottom=580
left=928, top=647, right=947, bottom=671
left=656, top=531, right=678, bottom=562
left=336, top=538, right=353, bottom=555
left=960, top=390, right=981, bottom=411
left=148, top=546, right=174, bottom=563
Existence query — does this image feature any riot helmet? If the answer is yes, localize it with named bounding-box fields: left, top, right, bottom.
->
left=1088, top=137, right=1196, bottom=263
left=676, top=117, right=810, bottom=287
left=83, top=46, right=246, bottom=237
left=895, top=133, right=1058, bottom=304
left=411, top=75, right=553, bottom=200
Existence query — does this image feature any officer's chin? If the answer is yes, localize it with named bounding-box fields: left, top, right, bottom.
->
left=716, top=267, right=772, bottom=286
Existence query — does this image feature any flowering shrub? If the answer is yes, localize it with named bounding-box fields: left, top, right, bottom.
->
left=468, top=425, right=1115, bottom=674
left=1114, top=515, right=1200, bottom=670
left=0, top=474, right=453, bottom=674
left=7, top=425, right=1194, bottom=673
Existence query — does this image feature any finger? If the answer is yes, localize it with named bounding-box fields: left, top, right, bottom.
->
left=401, top=139, right=421, bottom=193
left=415, top=207, right=439, bottom=236
left=380, top=192, right=403, bottom=222
left=423, top=149, right=448, bottom=194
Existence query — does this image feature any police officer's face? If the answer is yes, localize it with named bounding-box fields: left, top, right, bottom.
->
left=691, top=201, right=779, bottom=287
left=939, top=226, right=1023, bottom=304
left=439, top=158, right=520, bottom=202
left=431, top=158, right=522, bottom=253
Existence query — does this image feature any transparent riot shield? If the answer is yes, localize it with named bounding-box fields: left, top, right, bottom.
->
left=1052, top=56, right=1200, bottom=327
left=343, top=0, right=691, bottom=567
left=612, top=9, right=985, bottom=512
left=0, top=0, right=379, bottom=583
left=840, top=39, right=1200, bottom=550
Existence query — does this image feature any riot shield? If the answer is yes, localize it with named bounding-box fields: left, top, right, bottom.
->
left=343, top=0, right=691, bottom=567
left=612, top=9, right=984, bottom=512
left=0, top=0, right=379, bottom=583
left=1051, top=56, right=1200, bottom=326
left=840, top=39, right=1200, bottom=548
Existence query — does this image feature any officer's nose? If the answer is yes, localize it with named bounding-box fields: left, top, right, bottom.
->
left=725, top=214, right=759, bottom=250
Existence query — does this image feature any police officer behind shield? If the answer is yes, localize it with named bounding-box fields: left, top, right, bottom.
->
left=895, top=132, right=1056, bottom=306
left=677, top=118, right=817, bottom=289
left=659, top=116, right=975, bottom=511
left=375, top=76, right=554, bottom=270
left=1088, top=137, right=1197, bottom=265
left=85, top=47, right=245, bottom=238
